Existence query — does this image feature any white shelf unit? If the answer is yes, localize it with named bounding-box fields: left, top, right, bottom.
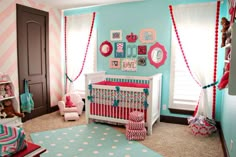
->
left=0, top=74, right=22, bottom=127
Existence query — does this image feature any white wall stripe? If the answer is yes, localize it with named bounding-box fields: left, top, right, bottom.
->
left=0, top=0, right=13, bottom=13
left=49, top=20, right=60, bottom=33
left=19, top=0, right=32, bottom=7
left=0, top=12, right=15, bottom=35
left=0, top=31, right=15, bottom=52
left=1, top=49, right=17, bottom=66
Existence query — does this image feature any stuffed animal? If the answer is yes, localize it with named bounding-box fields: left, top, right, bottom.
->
left=220, top=17, right=230, bottom=47
left=218, top=63, right=230, bottom=90
left=0, top=84, right=6, bottom=98
left=5, top=84, right=13, bottom=97
left=2, top=100, right=24, bottom=118
left=65, top=95, right=75, bottom=108
left=0, top=102, right=6, bottom=118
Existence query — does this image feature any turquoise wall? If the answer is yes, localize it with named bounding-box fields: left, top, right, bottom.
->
left=64, top=0, right=225, bottom=120
left=221, top=89, right=236, bottom=156
left=220, top=1, right=236, bottom=156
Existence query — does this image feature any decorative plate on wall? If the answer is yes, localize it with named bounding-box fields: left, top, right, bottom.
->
left=100, top=40, right=113, bottom=57
left=148, top=42, right=167, bottom=68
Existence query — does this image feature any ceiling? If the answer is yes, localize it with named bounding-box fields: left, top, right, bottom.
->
left=35, top=0, right=143, bottom=10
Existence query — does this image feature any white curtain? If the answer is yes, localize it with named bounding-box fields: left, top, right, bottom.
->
left=66, top=13, right=96, bottom=94
left=172, top=2, right=217, bottom=119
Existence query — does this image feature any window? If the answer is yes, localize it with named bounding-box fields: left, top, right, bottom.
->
left=169, top=3, right=216, bottom=111
left=66, top=13, right=97, bottom=97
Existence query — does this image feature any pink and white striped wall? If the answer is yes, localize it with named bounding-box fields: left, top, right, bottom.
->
left=0, top=0, right=63, bottom=107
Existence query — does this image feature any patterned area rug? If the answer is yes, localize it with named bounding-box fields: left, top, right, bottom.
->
left=30, top=123, right=162, bottom=157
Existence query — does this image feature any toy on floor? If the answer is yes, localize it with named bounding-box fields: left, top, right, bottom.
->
left=188, top=115, right=217, bottom=136
left=126, top=111, right=146, bottom=140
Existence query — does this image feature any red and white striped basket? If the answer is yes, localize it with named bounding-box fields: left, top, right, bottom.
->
left=126, top=127, right=146, bottom=140
left=127, top=120, right=145, bottom=130
left=129, top=111, right=144, bottom=122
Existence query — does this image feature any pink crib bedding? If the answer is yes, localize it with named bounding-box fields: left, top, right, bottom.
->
left=90, top=103, right=147, bottom=121
left=90, top=80, right=149, bottom=122
left=94, top=81, right=149, bottom=88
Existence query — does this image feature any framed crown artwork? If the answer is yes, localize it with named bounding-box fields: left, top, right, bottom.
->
left=139, top=28, right=156, bottom=44
left=110, top=30, right=122, bottom=41
left=126, top=32, right=138, bottom=43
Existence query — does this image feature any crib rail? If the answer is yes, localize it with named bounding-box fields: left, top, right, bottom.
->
left=106, top=75, right=150, bottom=84
left=89, top=86, right=147, bottom=122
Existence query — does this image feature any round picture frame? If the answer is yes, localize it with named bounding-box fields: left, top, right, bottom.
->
left=100, top=40, right=113, bottom=57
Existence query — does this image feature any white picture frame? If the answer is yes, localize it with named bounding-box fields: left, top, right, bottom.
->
left=110, top=30, right=122, bottom=41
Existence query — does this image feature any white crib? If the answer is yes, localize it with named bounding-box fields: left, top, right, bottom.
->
left=85, top=71, right=162, bottom=135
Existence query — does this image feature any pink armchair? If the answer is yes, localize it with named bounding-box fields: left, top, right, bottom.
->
left=58, top=92, right=84, bottom=116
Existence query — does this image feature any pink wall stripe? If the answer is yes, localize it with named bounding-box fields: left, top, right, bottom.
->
left=51, top=87, right=62, bottom=100
left=50, top=9, right=61, bottom=29
left=7, top=61, right=17, bottom=76
left=50, top=25, right=60, bottom=43
left=0, top=3, right=14, bottom=23
left=0, top=22, right=15, bottom=44
left=0, top=42, right=16, bottom=64
left=51, top=70, right=63, bottom=89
